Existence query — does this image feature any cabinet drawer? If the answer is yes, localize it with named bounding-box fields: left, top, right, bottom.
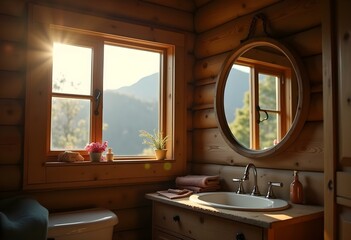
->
left=154, top=227, right=194, bottom=240
left=153, top=202, right=263, bottom=240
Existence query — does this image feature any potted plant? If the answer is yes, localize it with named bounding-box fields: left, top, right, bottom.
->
left=139, top=130, right=169, bottom=160
left=85, top=141, right=108, bottom=162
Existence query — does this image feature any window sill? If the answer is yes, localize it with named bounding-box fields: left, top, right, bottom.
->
left=45, top=158, right=175, bottom=166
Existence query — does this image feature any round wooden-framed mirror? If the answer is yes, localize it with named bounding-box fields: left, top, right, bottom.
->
left=215, top=38, right=310, bottom=158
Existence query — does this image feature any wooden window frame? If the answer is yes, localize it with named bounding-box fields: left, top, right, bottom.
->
left=235, top=59, right=292, bottom=150
left=24, top=4, right=187, bottom=190
left=47, top=28, right=170, bottom=160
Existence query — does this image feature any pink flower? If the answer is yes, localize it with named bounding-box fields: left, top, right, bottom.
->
left=85, top=141, right=108, bottom=153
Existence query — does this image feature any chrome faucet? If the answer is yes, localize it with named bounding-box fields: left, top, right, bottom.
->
left=232, top=178, right=245, bottom=194
left=242, top=163, right=261, bottom=196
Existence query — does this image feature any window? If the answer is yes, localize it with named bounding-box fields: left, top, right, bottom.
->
left=225, top=61, right=291, bottom=150
left=25, top=5, right=187, bottom=189
left=50, top=36, right=164, bottom=157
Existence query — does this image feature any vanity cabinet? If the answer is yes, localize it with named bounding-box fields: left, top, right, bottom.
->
left=147, top=193, right=323, bottom=240
left=153, top=228, right=194, bottom=240
left=152, top=202, right=262, bottom=240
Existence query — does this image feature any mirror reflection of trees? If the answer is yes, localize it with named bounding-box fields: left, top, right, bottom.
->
left=258, top=75, right=278, bottom=149
left=228, top=74, right=278, bottom=150
left=229, top=92, right=250, bottom=148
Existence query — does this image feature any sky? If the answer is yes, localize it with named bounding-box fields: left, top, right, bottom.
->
left=233, top=64, right=250, bottom=73
left=103, top=44, right=160, bottom=90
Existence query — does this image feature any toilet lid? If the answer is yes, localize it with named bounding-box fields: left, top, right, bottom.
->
left=48, top=208, right=118, bottom=237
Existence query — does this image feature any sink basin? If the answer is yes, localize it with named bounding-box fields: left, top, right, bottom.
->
left=189, top=192, right=289, bottom=211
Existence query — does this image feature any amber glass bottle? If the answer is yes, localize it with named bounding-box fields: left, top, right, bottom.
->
left=106, top=148, right=114, bottom=162
left=290, top=171, right=304, bottom=204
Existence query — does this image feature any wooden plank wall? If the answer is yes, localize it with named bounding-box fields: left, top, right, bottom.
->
left=0, top=0, right=27, bottom=194
left=190, top=0, right=324, bottom=205
left=0, top=0, right=195, bottom=239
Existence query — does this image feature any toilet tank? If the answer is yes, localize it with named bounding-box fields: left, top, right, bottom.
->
left=47, top=208, right=118, bottom=240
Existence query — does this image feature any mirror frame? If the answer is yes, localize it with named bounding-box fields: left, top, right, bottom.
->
left=215, top=37, right=310, bottom=158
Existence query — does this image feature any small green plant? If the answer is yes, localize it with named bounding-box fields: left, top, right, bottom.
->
left=139, top=130, right=169, bottom=150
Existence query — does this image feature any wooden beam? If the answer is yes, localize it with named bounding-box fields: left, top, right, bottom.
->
left=195, top=0, right=280, bottom=33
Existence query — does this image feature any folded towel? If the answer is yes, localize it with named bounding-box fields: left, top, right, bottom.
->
left=157, top=189, right=193, bottom=199
left=177, top=185, right=221, bottom=193
left=175, top=175, right=220, bottom=188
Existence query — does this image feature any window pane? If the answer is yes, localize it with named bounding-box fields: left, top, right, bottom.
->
left=259, top=73, right=278, bottom=110
left=52, top=43, right=92, bottom=95
left=225, top=64, right=251, bottom=148
left=103, top=44, right=160, bottom=156
left=50, top=97, right=90, bottom=150
left=259, top=113, right=278, bottom=150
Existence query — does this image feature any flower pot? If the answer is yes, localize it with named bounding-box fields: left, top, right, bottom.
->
left=155, top=149, right=167, bottom=160
left=89, top=152, right=102, bottom=162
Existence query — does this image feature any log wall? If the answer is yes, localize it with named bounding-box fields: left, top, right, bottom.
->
left=190, top=0, right=324, bottom=205
left=0, top=0, right=194, bottom=239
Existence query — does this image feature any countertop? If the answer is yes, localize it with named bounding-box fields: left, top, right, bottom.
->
left=146, top=192, right=324, bottom=228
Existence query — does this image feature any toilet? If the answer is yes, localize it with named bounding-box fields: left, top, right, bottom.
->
left=47, top=208, right=118, bottom=240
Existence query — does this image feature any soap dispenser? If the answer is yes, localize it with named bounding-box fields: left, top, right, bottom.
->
left=290, top=170, right=304, bottom=204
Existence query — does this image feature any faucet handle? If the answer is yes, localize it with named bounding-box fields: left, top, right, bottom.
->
left=266, top=181, right=283, bottom=199
left=233, top=178, right=245, bottom=194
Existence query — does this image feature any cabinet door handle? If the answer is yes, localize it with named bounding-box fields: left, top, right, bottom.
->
left=173, top=215, right=180, bottom=222
left=327, top=179, right=333, bottom=191
left=236, top=233, right=246, bottom=240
